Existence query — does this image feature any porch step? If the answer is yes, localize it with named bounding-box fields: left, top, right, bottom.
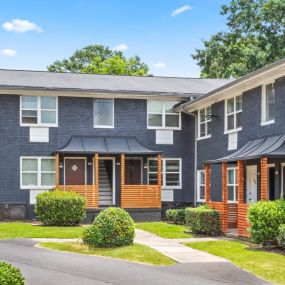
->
left=99, top=160, right=112, bottom=205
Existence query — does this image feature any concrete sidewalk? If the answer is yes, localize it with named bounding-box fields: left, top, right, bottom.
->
left=134, top=229, right=227, bottom=263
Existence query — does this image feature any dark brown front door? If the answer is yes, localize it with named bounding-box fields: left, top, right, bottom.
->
left=125, top=159, right=142, bottom=185
left=65, top=158, right=86, bottom=185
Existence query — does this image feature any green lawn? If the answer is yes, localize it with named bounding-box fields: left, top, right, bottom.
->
left=0, top=222, right=84, bottom=239
left=135, top=222, right=191, bottom=239
left=186, top=240, right=285, bottom=285
left=40, top=242, right=175, bottom=266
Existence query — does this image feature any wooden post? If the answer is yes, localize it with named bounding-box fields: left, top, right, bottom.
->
left=260, top=157, right=268, bottom=201
left=55, top=153, right=59, bottom=189
left=237, top=160, right=244, bottom=204
left=205, top=163, right=210, bottom=203
left=121, top=154, right=125, bottom=208
left=94, top=153, right=99, bottom=208
left=157, top=154, right=162, bottom=208
left=222, top=161, right=228, bottom=232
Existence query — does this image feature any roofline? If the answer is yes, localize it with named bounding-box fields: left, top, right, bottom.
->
left=176, top=57, right=285, bottom=111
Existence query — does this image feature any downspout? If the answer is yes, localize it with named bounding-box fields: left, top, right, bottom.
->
left=181, top=107, right=198, bottom=206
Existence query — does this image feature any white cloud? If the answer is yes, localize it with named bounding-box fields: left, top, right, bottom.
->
left=2, top=19, right=43, bottom=33
left=0, top=49, right=17, bottom=56
left=113, top=43, right=128, bottom=52
left=154, top=62, right=167, bottom=68
left=171, top=5, right=193, bottom=17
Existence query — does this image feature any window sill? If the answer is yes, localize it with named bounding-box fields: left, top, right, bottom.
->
left=197, top=135, right=211, bottom=141
left=94, top=125, right=114, bottom=129
left=224, top=127, right=242, bottom=135
left=261, top=120, right=275, bottom=126
left=21, top=124, right=58, bottom=128
left=162, top=186, right=181, bottom=190
left=21, top=186, right=55, bottom=190
left=227, top=201, right=238, bottom=204
left=147, top=126, right=181, bottom=131
left=196, top=199, right=205, bottom=203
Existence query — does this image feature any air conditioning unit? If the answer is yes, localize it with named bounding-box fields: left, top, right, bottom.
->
left=1, top=203, right=27, bottom=221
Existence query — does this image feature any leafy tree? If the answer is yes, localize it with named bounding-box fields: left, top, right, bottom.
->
left=48, top=45, right=149, bottom=76
left=192, top=0, right=285, bottom=78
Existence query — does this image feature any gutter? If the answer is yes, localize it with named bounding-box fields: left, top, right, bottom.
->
left=181, top=106, right=197, bottom=206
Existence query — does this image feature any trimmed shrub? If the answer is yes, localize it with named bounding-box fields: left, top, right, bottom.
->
left=35, top=191, right=86, bottom=226
left=185, top=205, right=221, bottom=236
left=277, top=224, right=285, bottom=249
left=0, top=262, right=25, bottom=285
left=83, top=207, right=135, bottom=247
left=248, top=200, right=285, bottom=245
left=166, top=209, right=185, bottom=225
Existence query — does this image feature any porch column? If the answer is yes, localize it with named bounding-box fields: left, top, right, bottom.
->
left=205, top=163, right=211, bottom=203
left=157, top=154, right=162, bottom=207
left=94, top=153, right=99, bottom=208
left=55, top=153, right=59, bottom=189
left=260, top=157, right=268, bottom=201
left=237, top=160, right=244, bottom=204
left=221, top=161, right=228, bottom=232
left=121, top=154, right=125, bottom=208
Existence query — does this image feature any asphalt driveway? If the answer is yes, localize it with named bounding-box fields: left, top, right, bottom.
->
left=0, top=239, right=270, bottom=285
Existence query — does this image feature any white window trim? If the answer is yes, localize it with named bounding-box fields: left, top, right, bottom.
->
left=147, top=158, right=182, bottom=189
left=197, top=170, right=205, bottom=202
left=261, top=82, right=275, bottom=126
left=197, top=106, right=212, bottom=140
left=20, top=156, right=56, bottom=190
left=93, top=98, right=115, bottom=128
left=147, top=100, right=181, bottom=130
left=224, top=95, right=242, bottom=134
left=227, top=167, right=237, bottom=203
left=20, top=96, right=58, bottom=127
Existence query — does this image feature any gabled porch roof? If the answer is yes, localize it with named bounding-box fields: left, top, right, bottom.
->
left=57, top=135, right=161, bottom=155
left=207, top=135, right=285, bottom=164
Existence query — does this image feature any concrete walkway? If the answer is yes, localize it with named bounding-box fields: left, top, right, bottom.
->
left=134, top=229, right=227, bottom=263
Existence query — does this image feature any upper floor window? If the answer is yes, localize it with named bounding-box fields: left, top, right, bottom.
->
left=148, top=158, right=182, bottom=189
left=225, top=95, right=242, bottom=133
left=21, top=96, right=57, bottom=126
left=147, top=100, right=180, bottom=129
left=227, top=167, right=237, bottom=202
left=94, top=99, right=114, bottom=128
left=197, top=170, right=205, bottom=202
left=198, top=106, right=211, bottom=139
left=21, top=157, right=56, bottom=189
left=261, top=83, right=275, bottom=125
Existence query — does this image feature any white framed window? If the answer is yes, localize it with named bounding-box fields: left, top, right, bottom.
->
left=147, top=100, right=181, bottom=130
left=94, top=98, right=114, bottom=128
left=197, top=170, right=206, bottom=202
left=198, top=106, right=211, bottom=139
left=147, top=158, right=182, bottom=189
left=227, top=167, right=237, bottom=202
left=20, top=96, right=58, bottom=127
left=21, top=157, right=56, bottom=189
left=225, top=95, right=242, bottom=133
left=261, top=82, right=275, bottom=125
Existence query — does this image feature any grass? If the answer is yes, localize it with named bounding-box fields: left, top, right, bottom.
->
left=40, top=242, right=175, bottom=266
left=135, top=222, right=191, bottom=239
left=186, top=240, right=285, bottom=285
left=0, top=222, right=84, bottom=239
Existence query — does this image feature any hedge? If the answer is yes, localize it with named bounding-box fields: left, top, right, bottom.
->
left=185, top=205, right=221, bottom=236
left=0, top=262, right=25, bottom=285
left=248, top=200, right=285, bottom=245
left=35, top=191, right=86, bottom=226
left=277, top=224, right=285, bottom=249
left=166, top=209, right=185, bottom=224
left=83, top=207, right=135, bottom=247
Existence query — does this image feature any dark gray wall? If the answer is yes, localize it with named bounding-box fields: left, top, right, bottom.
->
left=0, top=96, right=195, bottom=205
left=196, top=76, right=285, bottom=201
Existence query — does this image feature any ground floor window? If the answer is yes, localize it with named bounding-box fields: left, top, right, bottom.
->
left=148, top=158, right=181, bottom=189
left=21, top=157, right=56, bottom=189
left=227, top=167, right=237, bottom=202
left=197, top=170, right=206, bottom=202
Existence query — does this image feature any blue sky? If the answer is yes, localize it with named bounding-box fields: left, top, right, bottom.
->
left=0, top=0, right=230, bottom=77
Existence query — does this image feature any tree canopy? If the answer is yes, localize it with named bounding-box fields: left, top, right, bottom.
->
left=47, top=45, right=149, bottom=76
left=192, top=0, right=285, bottom=78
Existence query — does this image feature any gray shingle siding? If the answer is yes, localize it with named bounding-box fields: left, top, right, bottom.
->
left=0, top=96, right=194, bottom=206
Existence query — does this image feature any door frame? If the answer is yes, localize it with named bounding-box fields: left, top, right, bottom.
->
left=246, top=165, right=257, bottom=203
left=98, top=157, right=116, bottom=205
left=64, top=157, right=87, bottom=185
left=125, top=157, right=143, bottom=184
left=281, top=163, right=285, bottom=199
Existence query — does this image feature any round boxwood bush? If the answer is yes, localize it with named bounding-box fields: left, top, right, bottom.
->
left=277, top=224, right=285, bottom=249
left=35, top=191, right=86, bottom=226
left=248, top=200, right=285, bottom=245
left=83, top=207, right=135, bottom=247
left=0, top=262, right=25, bottom=285
left=166, top=209, right=186, bottom=225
